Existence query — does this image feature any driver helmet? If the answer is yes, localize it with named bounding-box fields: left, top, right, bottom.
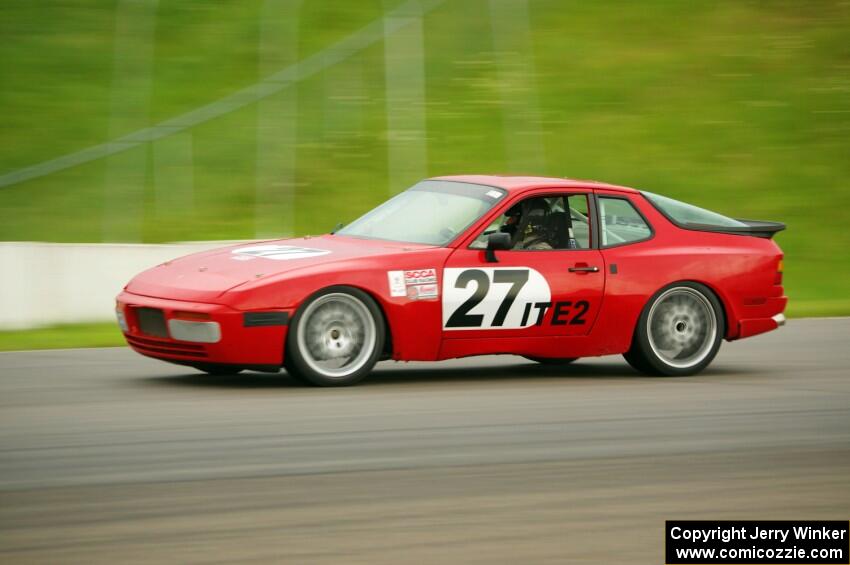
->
left=523, top=199, right=550, bottom=238
left=500, top=204, right=523, bottom=238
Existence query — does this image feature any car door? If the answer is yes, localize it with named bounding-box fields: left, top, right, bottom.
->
left=442, top=191, right=605, bottom=340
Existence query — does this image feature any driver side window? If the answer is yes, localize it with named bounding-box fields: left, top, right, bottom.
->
left=470, top=194, right=591, bottom=250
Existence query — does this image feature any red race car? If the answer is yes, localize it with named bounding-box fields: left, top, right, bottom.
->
left=117, top=175, right=786, bottom=386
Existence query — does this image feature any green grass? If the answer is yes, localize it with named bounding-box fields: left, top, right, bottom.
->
left=1, top=0, right=848, bottom=310
left=786, top=299, right=850, bottom=319
left=0, top=323, right=124, bottom=352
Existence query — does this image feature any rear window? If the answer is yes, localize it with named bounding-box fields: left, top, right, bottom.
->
left=599, top=197, right=652, bottom=247
left=643, top=192, right=747, bottom=228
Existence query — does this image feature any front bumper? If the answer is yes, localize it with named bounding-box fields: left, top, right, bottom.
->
left=117, top=291, right=290, bottom=367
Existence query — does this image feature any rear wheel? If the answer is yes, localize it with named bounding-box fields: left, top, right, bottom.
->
left=624, top=282, right=724, bottom=376
left=522, top=356, right=578, bottom=366
left=285, top=287, right=385, bottom=386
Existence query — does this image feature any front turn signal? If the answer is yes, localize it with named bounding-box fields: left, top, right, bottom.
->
left=172, top=311, right=212, bottom=321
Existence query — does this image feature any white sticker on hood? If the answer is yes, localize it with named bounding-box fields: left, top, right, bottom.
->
left=232, top=245, right=331, bottom=261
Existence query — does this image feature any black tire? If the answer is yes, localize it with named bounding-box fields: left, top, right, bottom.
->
left=285, top=286, right=385, bottom=387
left=195, top=364, right=245, bottom=376
left=622, top=348, right=654, bottom=374
left=522, top=356, right=578, bottom=366
left=624, top=282, right=724, bottom=376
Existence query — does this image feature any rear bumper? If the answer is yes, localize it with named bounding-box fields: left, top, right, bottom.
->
left=734, top=296, right=787, bottom=340
left=117, top=291, right=289, bottom=367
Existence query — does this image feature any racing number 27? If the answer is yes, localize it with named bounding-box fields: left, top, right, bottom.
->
left=446, top=269, right=528, bottom=328
left=445, top=268, right=589, bottom=328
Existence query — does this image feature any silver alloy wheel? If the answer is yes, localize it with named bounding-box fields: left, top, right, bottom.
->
left=646, top=287, right=717, bottom=369
left=296, top=292, right=377, bottom=379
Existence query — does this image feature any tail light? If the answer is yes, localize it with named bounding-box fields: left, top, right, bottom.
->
left=775, top=259, right=783, bottom=285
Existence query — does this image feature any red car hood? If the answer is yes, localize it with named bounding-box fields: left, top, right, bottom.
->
left=125, top=235, right=434, bottom=303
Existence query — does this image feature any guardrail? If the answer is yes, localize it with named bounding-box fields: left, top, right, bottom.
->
left=0, top=242, right=246, bottom=330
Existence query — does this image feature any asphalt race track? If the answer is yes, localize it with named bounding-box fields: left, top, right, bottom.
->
left=1, top=318, right=848, bottom=563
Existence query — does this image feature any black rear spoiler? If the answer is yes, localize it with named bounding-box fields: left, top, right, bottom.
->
left=685, top=219, right=786, bottom=239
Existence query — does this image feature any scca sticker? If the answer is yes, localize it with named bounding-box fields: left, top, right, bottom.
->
left=443, top=267, right=551, bottom=329
left=232, top=245, right=331, bottom=261
left=388, top=268, right=439, bottom=300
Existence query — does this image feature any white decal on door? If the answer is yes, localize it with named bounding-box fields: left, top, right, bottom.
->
left=442, top=267, right=551, bottom=329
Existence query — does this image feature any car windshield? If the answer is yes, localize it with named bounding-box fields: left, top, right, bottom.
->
left=643, top=191, right=748, bottom=228
left=336, top=180, right=506, bottom=245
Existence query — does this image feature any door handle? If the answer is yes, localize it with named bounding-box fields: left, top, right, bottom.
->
left=568, top=266, right=599, bottom=273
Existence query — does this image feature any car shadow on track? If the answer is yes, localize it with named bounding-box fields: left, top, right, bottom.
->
left=138, top=359, right=751, bottom=389
left=366, top=361, right=747, bottom=386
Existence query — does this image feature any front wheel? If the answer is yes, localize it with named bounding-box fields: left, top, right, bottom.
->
left=624, top=282, right=724, bottom=376
left=285, top=287, right=385, bottom=386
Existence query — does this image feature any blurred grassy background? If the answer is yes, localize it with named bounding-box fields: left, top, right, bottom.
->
left=0, top=323, right=122, bottom=352
left=1, top=0, right=849, bottom=317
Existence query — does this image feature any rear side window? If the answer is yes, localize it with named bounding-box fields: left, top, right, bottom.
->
left=599, top=197, right=651, bottom=247
left=643, top=191, right=747, bottom=228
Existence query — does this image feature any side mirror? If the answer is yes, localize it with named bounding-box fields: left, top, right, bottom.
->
left=485, top=232, right=512, bottom=263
